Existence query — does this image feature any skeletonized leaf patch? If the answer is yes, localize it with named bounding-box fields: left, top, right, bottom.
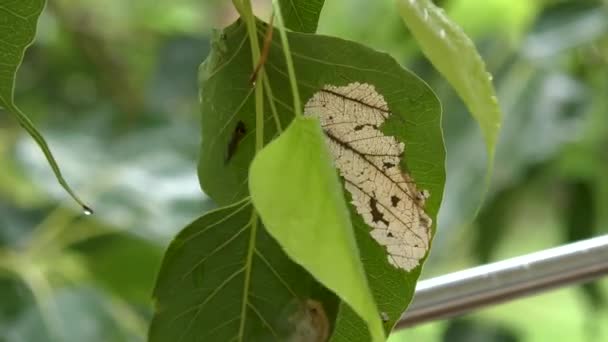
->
left=304, top=82, right=432, bottom=271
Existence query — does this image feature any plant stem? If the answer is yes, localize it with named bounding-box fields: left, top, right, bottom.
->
left=231, top=0, right=244, bottom=16
left=271, top=0, right=302, bottom=118
left=232, top=6, right=265, bottom=341
left=262, top=70, right=283, bottom=133
left=239, top=0, right=265, bottom=152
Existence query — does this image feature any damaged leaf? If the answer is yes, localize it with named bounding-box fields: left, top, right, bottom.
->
left=304, top=82, right=432, bottom=271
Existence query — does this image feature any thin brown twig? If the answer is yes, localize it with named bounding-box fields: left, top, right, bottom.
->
left=249, top=14, right=275, bottom=84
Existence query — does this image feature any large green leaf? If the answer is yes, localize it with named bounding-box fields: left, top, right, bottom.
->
left=396, top=0, right=501, bottom=186
left=198, top=19, right=444, bottom=338
left=278, top=0, right=325, bottom=33
left=150, top=200, right=339, bottom=341
left=0, top=0, right=89, bottom=211
left=249, top=116, right=384, bottom=341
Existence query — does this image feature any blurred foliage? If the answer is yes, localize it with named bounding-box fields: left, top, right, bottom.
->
left=0, top=0, right=607, bottom=341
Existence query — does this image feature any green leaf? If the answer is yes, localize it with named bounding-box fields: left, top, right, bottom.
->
left=150, top=200, right=339, bottom=342
left=76, top=233, right=164, bottom=306
left=198, top=19, right=444, bottom=338
left=0, top=0, right=90, bottom=211
left=396, top=0, right=501, bottom=189
left=9, top=287, right=143, bottom=342
left=249, top=116, right=385, bottom=342
left=278, top=0, right=325, bottom=33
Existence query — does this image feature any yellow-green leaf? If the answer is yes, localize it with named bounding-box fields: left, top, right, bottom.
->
left=249, top=116, right=385, bottom=342
left=396, top=0, right=501, bottom=191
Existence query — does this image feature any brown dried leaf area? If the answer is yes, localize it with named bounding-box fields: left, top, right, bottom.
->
left=304, top=82, right=432, bottom=271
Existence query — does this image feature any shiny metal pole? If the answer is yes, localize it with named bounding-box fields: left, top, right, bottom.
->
left=395, top=234, right=608, bottom=329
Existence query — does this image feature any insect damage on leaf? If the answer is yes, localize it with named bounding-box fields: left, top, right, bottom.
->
left=225, top=120, right=247, bottom=163
left=304, top=82, right=432, bottom=271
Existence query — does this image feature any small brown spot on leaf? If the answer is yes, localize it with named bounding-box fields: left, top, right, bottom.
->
left=391, top=196, right=400, bottom=207
left=225, top=120, right=246, bottom=163
left=369, top=198, right=389, bottom=226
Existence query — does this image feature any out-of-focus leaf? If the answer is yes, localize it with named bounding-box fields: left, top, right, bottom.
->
left=0, top=0, right=90, bottom=211
left=278, top=0, right=325, bottom=33
left=17, top=118, right=210, bottom=241
left=249, top=117, right=384, bottom=341
left=436, top=66, right=587, bottom=238
left=523, top=6, right=608, bottom=59
left=75, top=233, right=164, bottom=306
left=6, top=287, right=144, bottom=342
left=396, top=0, right=502, bottom=192
left=0, top=278, right=34, bottom=334
left=446, top=0, right=539, bottom=43
left=442, top=318, right=521, bottom=342
left=561, top=180, right=606, bottom=312
left=474, top=186, right=518, bottom=264
left=317, top=1, right=414, bottom=60
left=150, top=201, right=339, bottom=342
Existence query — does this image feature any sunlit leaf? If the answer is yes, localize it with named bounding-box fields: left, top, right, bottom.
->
left=0, top=0, right=89, bottom=211
left=249, top=116, right=385, bottom=341
left=279, top=0, right=325, bottom=33
left=396, top=0, right=501, bottom=192
left=150, top=200, right=339, bottom=341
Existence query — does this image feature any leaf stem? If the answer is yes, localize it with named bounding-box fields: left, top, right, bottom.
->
left=235, top=3, right=264, bottom=338
left=231, top=0, right=244, bottom=16
left=239, top=0, right=265, bottom=152
left=271, top=0, right=302, bottom=118
left=262, top=70, right=283, bottom=133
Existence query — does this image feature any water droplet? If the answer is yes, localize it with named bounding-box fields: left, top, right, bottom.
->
left=439, top=29, right=446, bottom=39
left=83, top=206, right=94, bottom=216
left=488, top=73, right=494, bottom=81
left=423, top=9, right=429, bottom=21
left=491, top=95, right=498, bottom=103
left=409, top=0, right=415, bottom=4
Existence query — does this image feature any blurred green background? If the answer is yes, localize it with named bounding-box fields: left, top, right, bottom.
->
left=1, top=0, right=607, bottom=341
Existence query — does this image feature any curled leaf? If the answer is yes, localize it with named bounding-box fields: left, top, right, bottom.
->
left=0, top=0, right=90, bottom=211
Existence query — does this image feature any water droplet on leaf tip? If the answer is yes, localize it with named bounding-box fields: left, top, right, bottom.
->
left=83, top=206, right=94, bottom=216
left=439, top=29, right=446, bottom=39
left=488, top=74, right=494, bottom=81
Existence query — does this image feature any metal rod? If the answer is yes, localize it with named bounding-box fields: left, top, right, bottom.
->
left=395, top=234, right=608, bottom=329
